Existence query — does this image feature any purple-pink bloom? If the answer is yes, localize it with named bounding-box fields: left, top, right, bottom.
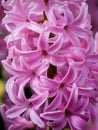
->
left=1, top=104, right=34, bottom=130
left=4, top=76, right=48, bottom=129
left=12, top=30, right=66, bottom=67
left=46, top=2, right=91, bottom=45
left=41, top=84, right=89, bottom=130
left=85, top=104, right=98, bottom=130
left=1, top=0, right=98, bottom=130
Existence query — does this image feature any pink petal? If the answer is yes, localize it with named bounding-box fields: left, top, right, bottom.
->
left=12, top=23, right=28, bottom=37
left=17, top=77, right=30, bottom=101
left=6, top=106, right=27, bottom=118
left=45, top=91, right=63, bottom=111
left=49, top=34, right=63, bottom=54
left=48, top=118, right=67, bottom=130
left=40, top=110, right=64, bottom=121
left=49, top=25, right=64, bottom=34
left=27, top=21, right=42, bottom=33
left=64, top=5, right=74, bottom=24
left=72, top=3, right=88, bottom=26
left=65, top=83, right=78, bottom=110
left=86, top=54, right=98, bottom=62
left=63, top=67, right=77, bottom=84
left=78, top=86, right=95, bottom=95
left=73, top=96, right=89, bottom=113
left=69, top=115, right=87, bottom=129
left=6, top=77, right=22, bottom=105
left=2, top=59, right=28, bottom=76
left=32, top=91, right=48, bottom=109
left=67, top=29, right=81, bottom=46
left=30, top=109, right=45, bottom=128
left=34, top=62, right=49, bottom=76
left=72, top=27, right=91, bottom=38
left=13, top=47, right=41, bottom=62
left=40, top=76, right=60, bottom=91
left=37, top=31, right=49, bottom=49
left=46, top=9, right=56, bottom=25
left=9, top=124, right=21, bottom=130
left=76, top=66, right=88, bottom=85
left=50, top=54, right=67, bottom=66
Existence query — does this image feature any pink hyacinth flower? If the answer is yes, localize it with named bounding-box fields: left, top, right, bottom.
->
left=1, top=1, right=98, bottom=130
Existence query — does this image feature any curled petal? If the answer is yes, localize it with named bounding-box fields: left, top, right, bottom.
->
left=32, top=91, right=48, bottom=109
left=76, top=66, right=88, bottom=85
left=67, top=30, right=81, bottom=46
left=9, top=124, right=22, bottom=130
left=40, top=110, right=64, bottom=121
left=37, top=31, right=50, bottom=49
left=72, top=3, right=88, bottom=26
left=17, top=77, right=30, bottom=101
left=50, top=54, right=67, bottom=66
left=72, top=26, right=91, bottom=39
left=27, top=21, right=42, bottom=33
left=73, top=96, right=89, bottom=113
left=8, top=116, right=33, bottom=130
left=63, top=67, right=77, bottom=84
left=30, top=109, right=45, bottom=128
left=48, top=118, right=67, bottom=130
left=40, top=76, right=60, bottom=91
left=34, top=62, right=49, bottom=76
left=2, top=59, right=28, bottom=76
left=86, top=54, right=98, bottom=62
left=6, top=77, right=21, bottom=105
left=13, top=47, right=41, bottom=68
left=49, top=34, right=63, bottom=54
left=78, top=87, right=95, bottom=95
left=69, top=115, right=87, bottom=130
left=12, top=23, right=28, bottom=38
left=6, top=106, right=27, bottom=119
left=65, top=83, right=78, bottom=110
left=45, top=91, right=63, bottom=111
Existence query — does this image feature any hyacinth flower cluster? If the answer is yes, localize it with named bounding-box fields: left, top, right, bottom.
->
left=1, top=0, right=98, bottom=130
